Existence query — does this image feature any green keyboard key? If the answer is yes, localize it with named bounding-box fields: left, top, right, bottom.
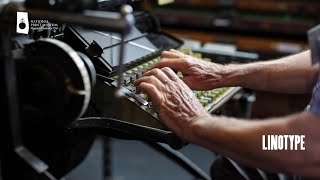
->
left=139, top=94, right=148, bottom=101
left=202, top=96, right=213, bottom=103
left=199, top=97, right=209, bottom=106
left=203, top=58, right=211, bottom=62
left=193, top=53, right=202, bottom=59
left=207, top=93, right=217, bottom=99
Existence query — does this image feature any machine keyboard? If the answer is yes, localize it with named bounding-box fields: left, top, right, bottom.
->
left=112, top=49, right=241, bottom=119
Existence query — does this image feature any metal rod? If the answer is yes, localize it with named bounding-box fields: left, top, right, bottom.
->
left=115, top=33, right=127, bottom=97
left=115, top=5, right=133, bottom=97
left=1, top=26, right=22, bottom=147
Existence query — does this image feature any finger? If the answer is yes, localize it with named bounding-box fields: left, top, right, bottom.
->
left=169, top=49, right=185, bottom=55
left=161, top=51, right=183, bottom=59
left=151, top=58, right=187, bottom=72
left=142, top=68, right=171, bottom=84
left=161, top=67, right=179, bottom=81
left=134, top=75, right=164, bottom=89
left=138, top=82, right=162, bottom=107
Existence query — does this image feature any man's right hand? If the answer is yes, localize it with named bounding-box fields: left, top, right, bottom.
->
left=152, top=49, right=227, bottom=90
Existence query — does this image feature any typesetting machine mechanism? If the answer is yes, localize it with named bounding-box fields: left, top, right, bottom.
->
left=64, top=21, right=243, bottom=149
left=0, top=0, right=249, bottom=179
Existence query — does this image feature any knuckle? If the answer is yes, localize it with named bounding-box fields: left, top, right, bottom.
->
left=140, top=82, right=150, bottom=90
left=138, top=82, right=145, bottom=87
left=184, top=57, right=192, bottom=62
left=183, top=58, right=193, bottom=66
left=161, top=67, right=171, bottom=72
left=151, top=68, right=161, bottom=74
left=160, top=51, right=168, bottom=57
left=149, top=75, right=158, bottom=81
left=137, top=83, right=146, bottom=91
left=150, top=85, right=158, bottom=92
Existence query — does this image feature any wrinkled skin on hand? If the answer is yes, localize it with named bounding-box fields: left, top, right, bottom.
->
left=152, top=49, right=225, bottom=90
left=134, top=67, right=211, bottom=141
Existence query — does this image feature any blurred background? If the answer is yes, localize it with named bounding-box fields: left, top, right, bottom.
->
left=140, top=0, right=316, bottom=118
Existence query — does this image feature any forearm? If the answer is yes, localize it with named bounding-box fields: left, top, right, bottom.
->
left=217, top=50, right=319, bottom=93
left=190, top=112, right=320, bottom=177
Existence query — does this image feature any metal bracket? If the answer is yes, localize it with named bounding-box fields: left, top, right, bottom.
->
left=70, top=117, right=187, bottom=150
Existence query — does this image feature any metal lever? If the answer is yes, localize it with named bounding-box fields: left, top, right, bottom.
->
left=115, top=5, right=133, bottom=98
left=111, top=81, right=149, bottom=106
left=70, top=117, right=187, bottom=150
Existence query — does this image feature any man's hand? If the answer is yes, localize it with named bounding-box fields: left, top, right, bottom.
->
left=134, top=67, right=211, bottom=141
left=152, top=49, right=227, bottom=90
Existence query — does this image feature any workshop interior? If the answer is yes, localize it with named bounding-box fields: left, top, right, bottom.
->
left=0, top=0, right=318, bottom=179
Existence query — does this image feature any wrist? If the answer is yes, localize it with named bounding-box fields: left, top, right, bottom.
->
left=216, top=64, right=244, bottom=87
left=188, top=113, right=212, bottom=144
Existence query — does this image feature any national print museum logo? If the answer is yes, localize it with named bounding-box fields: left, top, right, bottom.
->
left=16, top=11, right=59, bottom=35
left=16, top=12, right=29, bottom=34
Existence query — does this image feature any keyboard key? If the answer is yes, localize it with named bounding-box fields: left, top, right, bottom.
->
left=123, top=77, right=131, bottom=85
left=193, top=53, right=202, bottom=59
left=136, top=71, right=143, bottom=78
left=126, top=86, right=136, bottom=93
left=199, top=97, right=209, bottom=107
left=207, top=93, right=217, bottom=99
left=202, top=96, right=213, bottom=103
left=130, top=74, right=138, bottom=81
left=139, top=94, right=148, bottom=101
